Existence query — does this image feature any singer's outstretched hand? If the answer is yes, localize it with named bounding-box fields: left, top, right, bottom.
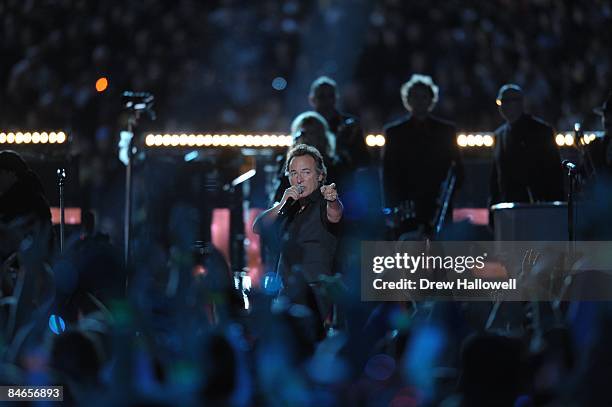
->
left=320, top=183, right=338, bottom=201
left=321, top=183, right=343, bottom=223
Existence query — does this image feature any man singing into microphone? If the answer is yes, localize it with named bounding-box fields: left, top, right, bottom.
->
left=253, top=144, right=342, bottom=339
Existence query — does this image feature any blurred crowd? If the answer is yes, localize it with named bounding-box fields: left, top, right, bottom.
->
left=2, top=0, right=611, bottom=136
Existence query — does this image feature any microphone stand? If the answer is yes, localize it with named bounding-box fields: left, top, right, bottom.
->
left=120, top=91, right=156, bottom=288
left=555, top=160, right=578, bottom=313
left=57, top=168, right=66, bottom=253
left=124, top=112, right=138, bottom=268
left=563, top=161, right=578, bottom=251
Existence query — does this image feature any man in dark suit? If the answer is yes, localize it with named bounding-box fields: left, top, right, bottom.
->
left=309, top=76, right=370, bottom=169
left=489, top=84, right=564, bottom=205
left=587, top=91, right=612, bottom=177
left=382, top=74, right=463, bottom=236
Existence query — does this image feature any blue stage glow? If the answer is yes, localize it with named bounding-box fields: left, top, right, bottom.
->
left=272, top=77, right=287, bottom=91
left=262, top=272, right=283, bottom=295
left=48, top=314, right=66, bottom=335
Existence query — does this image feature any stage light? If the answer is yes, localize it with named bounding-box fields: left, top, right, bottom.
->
left=187, top=134, right=196, bottom=146
left=220, top=134, right=230, bottom=146
left=179, top=133, right=188, bottom=146
left=496, top=99, right=502, bottom=106
left=555, top=134, right=565, bottom=146
left=457, top=134, right=467, bottom=147
left=184, top=151, right=199, bottom=162
left=145, top=134, right=155, bottom=146
left=483, top=134, right=494, bottom=146
left=0, top=130, right=69, bottom=144
left=204, top=134, right=213, bottom=146
left=564, top=133, right=574, bottom=146
left=272, top=77, right=287, bottom=91
left=57, top=131, right=67, bottom=143
left=466, top=134, right=475, bottom=147
left=95, top=77, right=108, bottom=92
left=365, top=134, right=385, bottom=147
left=474, top=134, right=484, bottom=146
left=162, top=134, right=171, bottom=146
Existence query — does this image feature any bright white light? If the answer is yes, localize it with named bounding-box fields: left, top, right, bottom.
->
left=179, top=133, right=188, bottom=146
left=466, top=134, right=475, bottom=147
left=204, top=134, right=213, bottom=146
left=145, top=134, right=155, bottom=146
left=483, top=134, right=494, bottom=147
left=555, top=134, right=565, bottom=146
left=474, top=134, right=484, bottom=146
left=564, top=133, right=574, bottom=146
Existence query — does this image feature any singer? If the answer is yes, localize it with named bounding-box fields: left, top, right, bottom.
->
left=253, top=144, right=343, bottom=340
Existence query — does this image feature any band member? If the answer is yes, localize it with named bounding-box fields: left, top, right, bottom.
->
left=588, top=91, right=612, bottom=176
left=489, top=84, right=564, bottom=205
left=382, top=74, right=463, bottom=236
left=254, top=144, right=342, bottom=339
left=309, top=76, right=370, bottom=169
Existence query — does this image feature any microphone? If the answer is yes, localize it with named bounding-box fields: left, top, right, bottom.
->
left=278, top=185, right=304, bottom=216
left=562, top=160, right=577, bottom=173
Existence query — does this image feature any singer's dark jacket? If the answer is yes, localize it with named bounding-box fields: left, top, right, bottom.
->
left=489, top=114, right=564, bottom=205
left=276, top=188, right=338, bottom=284
left=382, top=114, right=463, bottom=226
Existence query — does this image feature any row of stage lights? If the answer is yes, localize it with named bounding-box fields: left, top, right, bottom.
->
left=144, top=132, right=601, bottom=149
left=145, top=133, right=292, bottom=148
left=555, top=132, right=598, bottom=146
left=0, top=131, right=598, bottom=149
left=0, top=131, right=67, bottom=144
